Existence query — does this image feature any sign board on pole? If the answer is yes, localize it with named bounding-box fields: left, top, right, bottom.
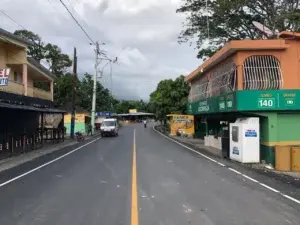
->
left=96, top=112, right=112, bottom=117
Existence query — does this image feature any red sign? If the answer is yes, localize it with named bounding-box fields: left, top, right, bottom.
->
left=0, top=68, right=11, bottom=86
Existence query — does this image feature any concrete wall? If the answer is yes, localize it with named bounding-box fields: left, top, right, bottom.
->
left=64, top=122, right=88, bottom=135
left=258, top=112, right=300, bottom=165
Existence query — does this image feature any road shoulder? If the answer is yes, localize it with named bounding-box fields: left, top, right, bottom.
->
left=153, top=125, right=300, bottom=204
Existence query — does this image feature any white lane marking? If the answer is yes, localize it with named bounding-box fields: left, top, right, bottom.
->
left=259, top=183, right=280, bottom=193
left=228, top=168, right=242, bottom=174
left=242, top=174, right=258, bottom=183
left=152, top=126, right=219, bottom=164
left=153, top=126, right=300, bottom=205
left=0, top=137, right=101, bottom=188
left=281, top=194, right=300, bottom=204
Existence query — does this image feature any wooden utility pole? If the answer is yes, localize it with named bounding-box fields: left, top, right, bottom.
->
left=70, top=47, right=77, bottom=139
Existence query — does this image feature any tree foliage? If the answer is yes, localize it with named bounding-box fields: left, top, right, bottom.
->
left=44, top=44, right=72, bottom=76
left=14, top=30, right=72, bottom=76
left=149, top=75, right=190, bottom=121
left=177, top=0, right=300, bottom=59
left=14, top=29, right=45, bottom=61
left=114, top=99, right=149, bottom=114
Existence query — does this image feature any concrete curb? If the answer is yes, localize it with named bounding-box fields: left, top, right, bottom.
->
left=153, top=125, right=222, bottom=159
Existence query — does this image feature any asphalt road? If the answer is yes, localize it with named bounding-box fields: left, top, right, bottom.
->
left=0, top=124, right=300, bottom=225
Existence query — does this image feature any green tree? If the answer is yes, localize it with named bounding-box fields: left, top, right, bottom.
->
left=149, top=75, right=190, bottom=122
left=53, top=73, right=75, bottom=107
left=14, top=29, right=45, bottom=61
left=177, top=0, right=300, bottom=59
left=14, top=29, right=72, bottom=76
left=44, top=44, right=72, bottom=76
left=78, top=73, right=114, bottom=112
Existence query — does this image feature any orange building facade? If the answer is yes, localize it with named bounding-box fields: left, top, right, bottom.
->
left=186, top=32, right=300, bottom=165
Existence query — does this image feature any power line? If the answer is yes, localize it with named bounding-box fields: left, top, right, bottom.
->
left=0, top=11, right=58, bottom=71
left=59, top=0, right=95, bottom=45
left=0, top=10, right=25, bottom=29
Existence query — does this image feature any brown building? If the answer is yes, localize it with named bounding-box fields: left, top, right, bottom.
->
left=0, top=28, right=64, bottom=159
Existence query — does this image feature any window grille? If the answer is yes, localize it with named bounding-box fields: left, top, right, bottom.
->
left=188, top=76, right=209, bottom=102
left=208, top=60, right=237, bottom=97
left=243, top=55, right=283, bottom=90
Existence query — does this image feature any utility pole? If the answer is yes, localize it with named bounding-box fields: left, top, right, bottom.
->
left=91, top=42, right=100, bottom=135
left=91, top=42, right=117, bottom=133
left=70, top=47, right=77, bottom=139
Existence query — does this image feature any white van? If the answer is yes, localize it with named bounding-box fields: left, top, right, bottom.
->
left=100, top=118, right=119, bottom=137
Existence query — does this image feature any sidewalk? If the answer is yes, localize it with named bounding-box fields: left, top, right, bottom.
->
left=156, top=127, right=300, bottom=182
left=171, top=136, right=223, bottom=157
left=0, top=135, right=98, bottom=173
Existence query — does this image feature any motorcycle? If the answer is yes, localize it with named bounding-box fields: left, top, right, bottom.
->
left=144, top=123, right=147, bottom=128
left=75, top=131, right=85, bottom=142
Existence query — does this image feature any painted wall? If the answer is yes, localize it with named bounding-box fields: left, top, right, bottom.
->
left=277, top=114, right=300, bottom=143
left=64, top=122, right=88, bottom=135
left=64, top=113, right=90, bottom=135
left=257, top=112, right=300, bottom=165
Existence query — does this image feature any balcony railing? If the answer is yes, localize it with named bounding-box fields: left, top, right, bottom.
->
left=0, top=82, right=52, bottom=101
left=32, top=87, right=52, bottom=101
left=0, top=80, right=24, bottom=95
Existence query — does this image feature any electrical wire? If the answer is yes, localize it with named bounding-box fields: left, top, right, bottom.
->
left=59, top=0, right=95, bottom=45
left=0, top=10, right=25, bottom=29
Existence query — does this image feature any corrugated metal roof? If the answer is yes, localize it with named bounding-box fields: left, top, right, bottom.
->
left=0, top=28, right=32, bottom=46
left=27, top=57, right=56, bottom=79
left=0, top=102, right=65, bottom=113
left=117, top=112, right=154, bottom=116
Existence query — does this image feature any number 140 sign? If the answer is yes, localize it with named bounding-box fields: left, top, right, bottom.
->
left=258, top=98, right=275, bottom=108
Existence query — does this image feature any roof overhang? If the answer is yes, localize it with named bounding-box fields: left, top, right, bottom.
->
left=117, top=112, right=155, bottom=117
left=0, top=102, right=65, bottom=113
left=27, top=58, right=56, bottom=80
left=185, top=39, right=289, bottom=82
left=0, top=28, right=32, bottom=49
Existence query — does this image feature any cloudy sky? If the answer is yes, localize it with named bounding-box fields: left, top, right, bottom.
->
left=1, top=0, right=201, bottom=100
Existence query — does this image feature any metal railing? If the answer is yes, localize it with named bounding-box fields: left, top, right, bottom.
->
left=189, top=77, right=209, bottom=102
left=32, top=87, right=52, bottom=101
left=188, top=60, right=237, bottom=102
left=0, top=82, right=52, bottom=101
left=208, top=61, right=237, bottom=97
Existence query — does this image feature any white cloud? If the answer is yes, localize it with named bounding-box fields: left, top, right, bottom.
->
left=1, top=0, right=201, bottom=100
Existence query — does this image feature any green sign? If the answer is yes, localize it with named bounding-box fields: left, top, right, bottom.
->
left=187, top=90, right=300, bottom=115
left=187, top=92, right=237, bottom=114
left=237, top=90, right=300, bottom=111
left=285, top=98, right=295, bottom=106
left=219, top=101, right=225, bottom=110
left=257, top=98, right=275, bottom=109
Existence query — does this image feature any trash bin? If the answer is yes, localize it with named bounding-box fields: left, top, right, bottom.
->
left=221, top=129, right=230, bottom=158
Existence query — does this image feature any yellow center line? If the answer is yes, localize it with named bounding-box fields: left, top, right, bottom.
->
left=131, top=129, right=139, bottom=225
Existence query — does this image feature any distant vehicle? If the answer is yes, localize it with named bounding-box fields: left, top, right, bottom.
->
left=100, top=118, right=119, bottom=137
